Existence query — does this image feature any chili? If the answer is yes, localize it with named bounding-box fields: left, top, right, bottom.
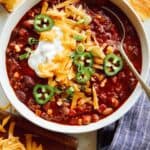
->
left=6, top=0, right=142, bottom=126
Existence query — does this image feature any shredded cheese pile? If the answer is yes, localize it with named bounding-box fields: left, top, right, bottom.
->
left=0, top=116, right=43, bottom=150
left=129, top=0, right=150, bottom=19
left=0, top=0, right=24, bottom=12
left=0, top=103, right=11, bottom=111
left=36, top=0, right=111, bottom=109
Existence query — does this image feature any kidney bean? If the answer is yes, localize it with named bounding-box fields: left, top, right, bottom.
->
left=18, top=28, right=29, bottom=37
left=105, top=32, right=112, bottom=39
left=69, top=109, right=77, bottom=117
left=22, top=20, right=33, bottom=29
left=92, top=114, right=100, bottom=122
left=28, top=98, right=41, bottom=112
left=111, top=97, right=119, bottom=108
left=69, top=118, right=78, bottom=125
left=104, top=23, right=112, bottom=31
left=13, top=72, right=20, bottom=79
left=9, top=42, right=16, bottom=49
left=97, top=38, right=104, bottom=43
left=15, top=46, right=21, bottom=54
left=102, top=108, right=113, bottom=116
left=115, top=84, right=123, bottom=93
left=78, top=118, right=83, bottom=125
left=98, top=104, right=107, bottom=114
left=7, top=59, right=19, bottom=76
left=23, top=75, right=35, bottom=88
left=119, top=89, right=129, bottom=101
left=11, top=28, right=19, bottom=38
left=91, top=76, right=97, bottom=82
left=118, top=72, right=126, bottom=79
left=56, top=99, right=63, bottom=106
left=60, top=106, right=70, bottom=115
left=63, top=102, right=70, bottom=107
left=126, top=25, right=135, bottom=36
left=35, top=109, right=42, bottom=116
left=47, top=109, right=53, bottom=115
left=100, top=79, right=107, bottom=87
left=41, top=112, right=50, bottom=121
left=16, top=90, right=26, bottom=102
left=43, top=102, right=51, bottom=112
left=82, top=115, right=92, bottom=125
left=77, top=104, right=93, bottom=114
left=98, top=25, right=105, bottom=33
left=27, top=10, right=35, bottom=18
left=111, top=76, right=117, bottom=84
left=76, top=105, right=85, bottom=112
left=128, top=78, right=136, bottom=88
left=99, top=92, right=107, bottom=100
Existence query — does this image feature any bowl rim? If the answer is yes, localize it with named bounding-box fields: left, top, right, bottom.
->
left=0, top=0, right=149, bottom=134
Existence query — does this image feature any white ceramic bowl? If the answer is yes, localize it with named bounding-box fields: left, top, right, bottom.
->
left=0, top=0, right=149, bottom=134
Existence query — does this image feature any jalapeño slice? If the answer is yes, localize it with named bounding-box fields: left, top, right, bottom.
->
left=73, top=52, right=93, bottom=67
left=104, top=53, right=123, bottom=76
left=34, top=14, right=54, bottom=32
left=33, top=84, right=54, bottom=105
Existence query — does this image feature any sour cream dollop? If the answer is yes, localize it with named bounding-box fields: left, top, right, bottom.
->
left=28, top=27, right=63, bottom=76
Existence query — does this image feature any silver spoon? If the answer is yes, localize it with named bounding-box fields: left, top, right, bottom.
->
left=102, top=6, right=150, bottom=98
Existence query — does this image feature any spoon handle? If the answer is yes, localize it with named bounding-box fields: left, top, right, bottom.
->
left=120, top=45, right=150, bottom=99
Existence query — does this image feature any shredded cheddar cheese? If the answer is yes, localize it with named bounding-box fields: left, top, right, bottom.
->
left=71, top=92, right=86, bottom=109
left=0, top=103, right=11, bottom=111
left=25, top=134, right=43, bottom=150
left=38, top=1, right=105, bottom=91
left=32, top=0, right=110, bottom=109
left=41, top=1, right=49, bottom=14
left=0, top=0, right=24, bottom=12
left=129, top=0, right=150, bottom=19
left=92, top=86, right=99, bottom=110
left=0, top=116, right=43, bottom=150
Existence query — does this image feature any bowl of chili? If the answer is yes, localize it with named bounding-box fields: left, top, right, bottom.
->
left=0, top=0, right=149, bottom=133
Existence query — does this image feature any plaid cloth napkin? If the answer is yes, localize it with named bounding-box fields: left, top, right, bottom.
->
left=98, top=79, right=150, bottom=150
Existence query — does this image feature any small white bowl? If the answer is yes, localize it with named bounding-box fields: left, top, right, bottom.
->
left=0, top=0, right=149, bottom=134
